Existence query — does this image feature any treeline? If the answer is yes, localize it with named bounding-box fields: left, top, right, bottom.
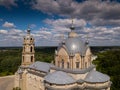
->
left=93, top=49, right=120, bottom=90
left=0, top=47, right=56, bottom=76
left=0, top=48, right=21, bottom=76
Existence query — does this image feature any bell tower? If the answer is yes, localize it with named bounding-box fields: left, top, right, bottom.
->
left=22, top=28, right=35, bottom=66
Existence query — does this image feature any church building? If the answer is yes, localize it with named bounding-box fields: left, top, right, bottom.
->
left=14, top=21, right=111, bottom=90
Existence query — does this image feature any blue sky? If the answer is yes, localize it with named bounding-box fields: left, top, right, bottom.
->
left=0, top=0, right=120, bottom=46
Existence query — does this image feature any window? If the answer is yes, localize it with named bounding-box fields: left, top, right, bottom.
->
left=31, top=56, right=33, bottom=62
left=76, top=62, right=80, bottom=68
left=62, top=59, right=64, bottom=68
left=67, top=62, right=69, bottom=68
left=23, top=56, right=24, bottom=62
left=30, top=47, right=32, bottom=52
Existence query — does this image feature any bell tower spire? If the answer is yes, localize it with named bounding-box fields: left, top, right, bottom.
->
left=22, top=27, right=35, bottom=66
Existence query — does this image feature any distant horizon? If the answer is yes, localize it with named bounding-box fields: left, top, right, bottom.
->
left=0, top=45, right=120, bottom=48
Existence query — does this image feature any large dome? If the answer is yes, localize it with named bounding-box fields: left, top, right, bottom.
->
left=64, top=32, right=87, bottom=56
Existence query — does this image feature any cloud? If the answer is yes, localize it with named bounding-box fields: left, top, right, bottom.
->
left=0, top=0, right=17, bottom=8
left=0, top=28, right=25, bottom=46
left=8, top=29, right=24, bottom=36
left=30, top=24, right=36, bottom=29
left=45, top=18, right=86, bottom=27
left=31, top=0, right=77, bottom=16
left=2, top=21, right=16, bottom=28
left=34, top=27, right=52, bottom=35
left=1, top=24, right=120, bottom=46
left=0, top=30, right=8, bottom=34
left=31, top=0, right=120, bottom=27
left=40, top=18, right=120, bottom=46
left=44, top=18, right=86, bottom=33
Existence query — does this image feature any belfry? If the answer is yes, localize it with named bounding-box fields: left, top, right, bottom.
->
left=22, top=28, right=35, bottom=66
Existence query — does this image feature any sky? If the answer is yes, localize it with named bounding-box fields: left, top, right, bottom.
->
left=0, top=0, right=120, bottom=46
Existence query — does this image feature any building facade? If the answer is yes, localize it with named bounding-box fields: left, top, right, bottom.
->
left=14, top=23, right=111, bottom=90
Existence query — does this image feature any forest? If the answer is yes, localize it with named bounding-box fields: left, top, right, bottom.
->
left=93, top=49, right=120, bottom=90
left=0, top=46, right=120, bottom=90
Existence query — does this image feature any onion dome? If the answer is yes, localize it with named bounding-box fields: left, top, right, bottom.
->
left=44, top=71, right=75, bottom=84
left=85, top=70, right=110, bottom=83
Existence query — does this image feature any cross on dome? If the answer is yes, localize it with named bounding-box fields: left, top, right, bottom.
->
left=70, top=18, right=75, bottom=31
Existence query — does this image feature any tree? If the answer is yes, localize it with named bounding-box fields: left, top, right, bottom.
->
left=93, top=50, right=120, bottom=90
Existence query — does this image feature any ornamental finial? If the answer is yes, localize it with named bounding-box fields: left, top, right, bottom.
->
left=27, top=25, right=31, bottom=34
left=85, top=34, right=89, bottom=45
left=70, top=18, right=75, bottom=30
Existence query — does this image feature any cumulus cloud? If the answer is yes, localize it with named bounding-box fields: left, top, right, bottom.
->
left=8, top=29, right=24, bottom=36
left=0, top=0, right=17, bottom=8
left=30, top=24, right=36, bottom=29
left=0, top=30, right=8, bottom=34
left=31, top=0, right=76, bottom=15
left=45, top=18, right=86, bottom=27
left=44, top=18, right=86, bottom=33
left=39, top=17, right=120, bottom=46
left=31, top=0, right=120, bottom=26
left=0, top=28, right=25, bottom=46
left=2, top=21, right=16, bottom=28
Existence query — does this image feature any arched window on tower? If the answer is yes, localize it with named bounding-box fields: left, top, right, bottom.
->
left=31, top=56, right=33, bottom=62
left=76, top=62, right=80, bottom=68
left=30, top=47, right=32, bottom=52
left=61, top=59, right=64, bottom=68
left=30, top=38, right=32, bottom=43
